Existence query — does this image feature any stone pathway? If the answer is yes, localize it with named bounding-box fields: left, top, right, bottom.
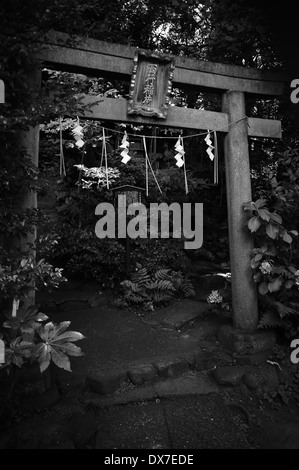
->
left=2, top=284, right=298, bottom=449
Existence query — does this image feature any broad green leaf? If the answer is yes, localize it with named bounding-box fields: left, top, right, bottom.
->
left=58, top=342, right=83, bottom=357
left=38, top=322, right=55, bottom=342
left=268, top=277, right=283, bottom=293
left=255, top=199, right=268, bottom=210
left=47, top=321, right=71, bottom=340
left=33, top=343, right=51, bottom=373
left=40, top=351, right=51, bottom=373
left=243, top=201, right=254, bottom=211
left=34, top=322, right=84, bottom=372
left=248, top=216, right=262, bottom=233
left=51, top=348, right=71, bottom=372
left=50, top=331, right=85, bottom=344
left=288, top=266, right=298, bottom=274
left=266, top=223, right=279, bottom=239
left=283, top=232, right=293, bottom=244
left=270, top=213, right=282, bottom=224
left=5, top=339, right=33, bottom=368
left=251, top=258, right=260, bottom=269
left=254, top=254, right=263, bottom=262
left=259, top=282, right=269, bottom=295
left=290, top=230, right=299, bottom=236
left=36, top=312, right=49, bottom=322
left=285, top=280, right=295, bottom=289
left=272, top=266, right=288, bottom=274
left=253, top=272, right=262, bottom=283
left=258, top=209, right=271, bottom=222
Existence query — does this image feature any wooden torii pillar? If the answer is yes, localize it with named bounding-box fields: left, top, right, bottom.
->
left=28, top=32, right=286, bottom=357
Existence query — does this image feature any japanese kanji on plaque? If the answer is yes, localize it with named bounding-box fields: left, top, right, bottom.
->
left=127, top=50, right=175, bottom=119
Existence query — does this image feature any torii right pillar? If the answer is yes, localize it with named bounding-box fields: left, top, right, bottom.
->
left=219, top=90, right=276, bottom=364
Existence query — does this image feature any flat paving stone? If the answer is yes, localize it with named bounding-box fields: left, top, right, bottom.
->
left=86, top=370, right=128, bottom=395
left=153, top=373, right=218, bottom=397
left=128, top=364, right=156, bottom=385
left=212, top=366, right=246, bottom=386
left=153, top=357, right=189, bottom=378
left=160, top=300, right=210, bottom=329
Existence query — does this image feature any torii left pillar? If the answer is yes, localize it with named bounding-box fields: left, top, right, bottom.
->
left=19, top=68, right=41, bottom=308
left=218, top=90, right=276, bottom=363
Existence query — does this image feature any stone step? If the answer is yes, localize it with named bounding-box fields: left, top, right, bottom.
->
left=84, top=372, right=219, bottom=409
left=85, top=350, right=210, bottom=397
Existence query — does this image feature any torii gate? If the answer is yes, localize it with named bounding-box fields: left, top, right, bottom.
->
left=25, top=31, right=286, bottom=357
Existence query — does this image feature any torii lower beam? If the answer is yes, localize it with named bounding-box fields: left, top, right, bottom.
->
left=80, top=96, right=282, bottom=138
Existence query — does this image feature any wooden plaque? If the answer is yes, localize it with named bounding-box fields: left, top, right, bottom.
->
left=128, top=50, right=175, bottom=119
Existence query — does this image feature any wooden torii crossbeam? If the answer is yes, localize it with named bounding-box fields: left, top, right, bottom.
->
left=28, top=31, right=286, bottom=338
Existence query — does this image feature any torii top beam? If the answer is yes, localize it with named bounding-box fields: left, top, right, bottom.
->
left=38, top=31, right=286, bottom=97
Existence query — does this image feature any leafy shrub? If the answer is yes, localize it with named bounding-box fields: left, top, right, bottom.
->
left=115, top=265, right=195, bottom=311
left=133, top=238, right=191, bottom=273
left=0, top=305, right=84, bottom=373
left=244, top=198, right=299, bottom=334
left=38, top=224, right=126, bottom=288
left=0, top=252, right=66, bottom=301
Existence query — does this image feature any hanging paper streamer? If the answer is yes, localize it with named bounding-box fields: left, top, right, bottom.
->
left=174, top=136, right=188, bottom=194
left=72, top=119, right=85, bottom=149
left=59, top=117, right=66, bottom=177
left=143, top=137, right=162, bottom=196
left=204, top=131, right=215, bottom=162
left=205, top=131, right=219, bottom=185
left=119, top=131, right=131, bottom=164
left=174, top=136, right=185, bottom=168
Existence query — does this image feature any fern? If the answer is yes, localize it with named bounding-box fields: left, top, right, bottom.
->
left=181, top=279, right=196, bottom=298
left=273, top=301, right=298, bottom=318
left=258, top=311, right=284, bottom=329
left=124, top=290, right=148, bottom=304
left=146, top=280, right=175, bottom=291
left=121, top=280, right=142, bottom=293
left=155, top=269, right=172, bottom=281
left=152, top=291, right=174, bottom=304
left=117, top=266, right=196, bottom=311
left=131, top=267, right=151, bottom=286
